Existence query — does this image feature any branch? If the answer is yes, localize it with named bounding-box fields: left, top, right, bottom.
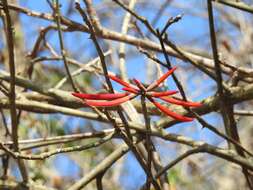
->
left=53, top=0, right=77, bottom=92
left=2, top=3, right=253, bottom=82
left=156, top=147, right=203, bottom=179
left=207, top=1, right=253, bottom=187
left=213, top=0, right=253, bottom=14
left=1, top=0, right=28, bottom=182
left=118, top=0, right=136, bottom=82
left=68, top=143, right=130, bottom=190
left=0, top=132, right=114, bottom=160
left=2, top=129, right=115, bottom=148
left=0, top=179, right=56, bottom=190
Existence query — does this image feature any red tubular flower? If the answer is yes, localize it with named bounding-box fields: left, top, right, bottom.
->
left=148, top=97, right=193, bottom=122
left=148, top=90, right=178, bottom=97
left=147, top=66, right=177, bottom=91
left=72, top=92, right=129, bottom=100
left=122, top=87, right=139, bottom=94
left=85, top=94, right=136, bottom=107
left=72, top=67, right=202, bottom=122
left=159, top=96, right=202, bottom=107
left=108, top=74, right=138, bottom=90
left=133, top=78, right=146, bottom=91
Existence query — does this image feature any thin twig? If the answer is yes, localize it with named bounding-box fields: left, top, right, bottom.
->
left=53, top=0, right=78, bottom=92
left=68, top=143, right=130, bottom=190
left=112, top=0, right=156, bottom=36
left=160, top=14, right=183, bottom=36
left=156, top=147, right=204, bottom=178
left=118, top=0, right=136, bottom=82
left=0, top=132, right=114, bottom=160
left=1, top=0, right=28, bottom=182
left=212, top=0, right=253, bottom=14
left=141, top=95, right=153, bottom=190
left=234, top=110, right=253, bottom=116
left=193, top=113, right=253, bottom=157
left=2, top=129, right=115, bottom=146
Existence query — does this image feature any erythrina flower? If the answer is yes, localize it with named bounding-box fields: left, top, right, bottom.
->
left=72, top=67, right=202, bottom=122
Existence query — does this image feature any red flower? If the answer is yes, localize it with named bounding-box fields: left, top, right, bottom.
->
left=72, top=67, right=202, bottom=122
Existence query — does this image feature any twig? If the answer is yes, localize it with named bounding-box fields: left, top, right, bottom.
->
left=54, top=50, right=111, bottom=89
left=160, top=14, right=183, bottom=36
left=212, top=0, right=253, bottom=14
left=83, top=0, right=102, bottom=32
left=193, top=113, right=253, bottom=157
left=139, top=48, right=168, bottom=68
left=141, top=95, right=153, bottom=190
left=53, top=0, right=78, bottom=92
left=207, top=1, right=224, bottom=97
left=157, top=31, right=189, bottom=102
left=149, top=0, right=171, bottom=34
left=96, top=172, right=105, bottom=190
left=234, top=110, right=253, bottom=116
left=0, top=132, right=114, bottom=160
left=0, top=178, right=57, bottom=190
left=2, top=129, right=115, bottom=146
left=0, top=109, right=10, bottom=136
left=118, top=0, right=136, bottom=82
left=156, top=147, right=203, bottom=178
left=1, top=0, right=28, bottom=182
left=75, top=2, right=113, bottom=91
left=68, top=143, right=130, bottom=190
left=112, top=0, right=156, bottom=36
left=149, top=131, right=253, bottom=171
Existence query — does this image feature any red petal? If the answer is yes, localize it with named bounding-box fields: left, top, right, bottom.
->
left=133, top=78, right=146, bottom=91
left=147, top=67, right=177, bottom=90
left=108, top=74, right=132, bottom=88
left=72, top=92, right=128, bottom=100
left=149, top=90, right=178, bottom=97
left=148, top=97, right=193, bottom=122
left=108, top=74, right=139, bottom=91
left=85, top=94, right=136, bottom=107
left=122, top=87, right=139, bottom=94
left=159, top=97, right=202, bottom=107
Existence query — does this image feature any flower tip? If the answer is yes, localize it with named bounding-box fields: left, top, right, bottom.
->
left=184, top=101, right=203, bottom=107
left=132, top=78, right=139, bottom=85
left=107, top=73, right=114, bottom=78
left=72, top=92, right=81, bottom=98
left=183, top=117, right=194, bottom=122
left=193, top=102, right=203, bottom=107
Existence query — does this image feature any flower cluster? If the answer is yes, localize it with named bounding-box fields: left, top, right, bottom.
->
left=72, top=67, right=202, bottom=122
